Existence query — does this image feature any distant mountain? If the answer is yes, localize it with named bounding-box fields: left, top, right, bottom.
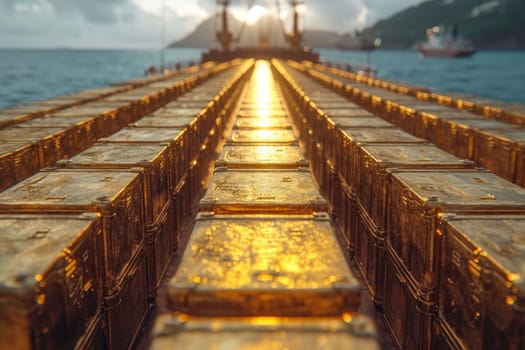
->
left=364, top=0, right=525, bottom=49
left=169, top=15, right=344, bottom=49
left=170, top=0, right=525, bottom=50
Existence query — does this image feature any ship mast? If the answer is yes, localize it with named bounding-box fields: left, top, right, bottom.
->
left=286, top=0, right=303, bottom=50
left=217, top=0, right=234, bottom=52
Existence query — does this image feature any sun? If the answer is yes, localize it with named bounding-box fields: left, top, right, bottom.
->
left=246, top=5, right=267, bottom=26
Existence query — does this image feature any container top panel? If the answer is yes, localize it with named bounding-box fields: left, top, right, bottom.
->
left=320, top=109, right=375, bottom=118
left=151, top=108, right=203, bottom=117
left=163, top=101, right=213, bottom=109
left=229, top=129, right=297, bottom=144
left=151, top=313, right=379, bottom=350
left=103, top=127, right=185, bottom=143
left=0, top=170, right=140, bottom=210
left=0, top=142, right=33, bottom=155
left=315, top=103, right=362, bottom=110
left=133, top=116, right=196, bottom=128
left=0, top=126, right=65, bottom=141
left=65, top=143, right=168, bottom=166
left=200, top=170, right=325, bottom=213
left=50, top=107, right=118, bottom=117
left=17, top=116, right=95, bottom=128
left=427, top=109, right=484, bottom=121
left=443, top=118, right=515, bottom=130
left=340, top=127, right=425, bottom=144
left=360, top=144, right=472, bottom=167
left=238, top=110, right=287, bottom=118
left=234, top=117, right=292, bottom=129
left=330, top=117, right=393, bottom=128
left=444, top=215, right=525, bottom=288
left=477, top=128, right=525, bottom=142
left=392, top=170, right=525, bottom=209
left=169, top=213, right=360, bottom=292
left=0, top=213, right=98, bottom=289
left=217, top=146, right=306, bottom=167
left=175, top=94, right=218, bottom=102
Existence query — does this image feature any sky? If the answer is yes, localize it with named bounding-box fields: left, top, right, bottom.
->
left=0, top=0, right=424, bottom=49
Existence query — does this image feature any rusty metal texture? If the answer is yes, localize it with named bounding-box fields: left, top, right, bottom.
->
left=200, top=169, right=327, bottom=214
left=0, top=213, right=101, bottom=350
left=150, top=313, right=379, bottom=349
left=168, top=213, right=361, bottom=316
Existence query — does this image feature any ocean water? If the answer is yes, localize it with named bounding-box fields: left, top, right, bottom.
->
left=0, top=48, right=524, bottom=110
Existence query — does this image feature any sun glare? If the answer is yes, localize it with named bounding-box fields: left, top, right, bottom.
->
left=246, top=5, right=267, bottom=26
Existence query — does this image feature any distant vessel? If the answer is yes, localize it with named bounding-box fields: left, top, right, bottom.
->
left=417, top=24, right=476, bottom=58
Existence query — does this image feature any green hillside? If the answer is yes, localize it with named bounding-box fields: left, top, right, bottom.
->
left=366, top=0, right=525, bottom=49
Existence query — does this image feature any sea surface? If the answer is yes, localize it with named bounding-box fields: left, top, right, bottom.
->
left=0, top=48, right=524, bottom=110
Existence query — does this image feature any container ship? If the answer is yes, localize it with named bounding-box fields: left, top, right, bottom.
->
left=0, top=1, right=524, bottom=349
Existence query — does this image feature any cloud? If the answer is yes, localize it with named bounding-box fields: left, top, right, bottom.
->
left=0, top=0, right=205, bottom=48
left=0, top=0, right=425, bottom=48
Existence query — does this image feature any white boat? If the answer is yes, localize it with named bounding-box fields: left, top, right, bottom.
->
left=417, top=25, right=476, bottom=58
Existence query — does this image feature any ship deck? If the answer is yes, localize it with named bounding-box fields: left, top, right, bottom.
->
left=0, top=58, right=524, bottom=349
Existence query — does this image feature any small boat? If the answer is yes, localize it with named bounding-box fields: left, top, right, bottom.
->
left=417, top=24, right=476, bottom=58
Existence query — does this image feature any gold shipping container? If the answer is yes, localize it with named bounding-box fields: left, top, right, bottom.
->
left=50, top=105, right=126, bottom=137
left=168, top=213, right=362, bottom=316
left=150, top=313, right=379, bottom=349
left=336, top=127, right=426, bottom=191
left=383, top=248, right=434, bottom=350
left=387, top=169, right=525, bottom=303
left=200, top=168, right=327, bottom=215
left=59, top=142, right=172, bottom=227
left=143, top=201, right=177, bottom=298
left=104, top=248, right=151, bottom=350
left=215, top=145, right=307, bottom=169
left=439, top=215, right=525, bottom=350
left=18, top=115, right=104, bottom=152
left=228, top=129, right=297, bottom=144
left=0, top=126, right=76, bottom=169
left=473, top=128, right=525, bottom=183
left=0, top=142, right=40, bottom=192
left=431, top=318, right=464, bottom=350
left=73, top=312, right=107, bottom=350
left=357, top=144, right=475, bottom=232
left=0, top=169, right=145, bottom=294
left=0, top=214, right=101, bottom=350
left=515, top=142, right=525, bottom=187
left=101, top=127, right=189, bottom=188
